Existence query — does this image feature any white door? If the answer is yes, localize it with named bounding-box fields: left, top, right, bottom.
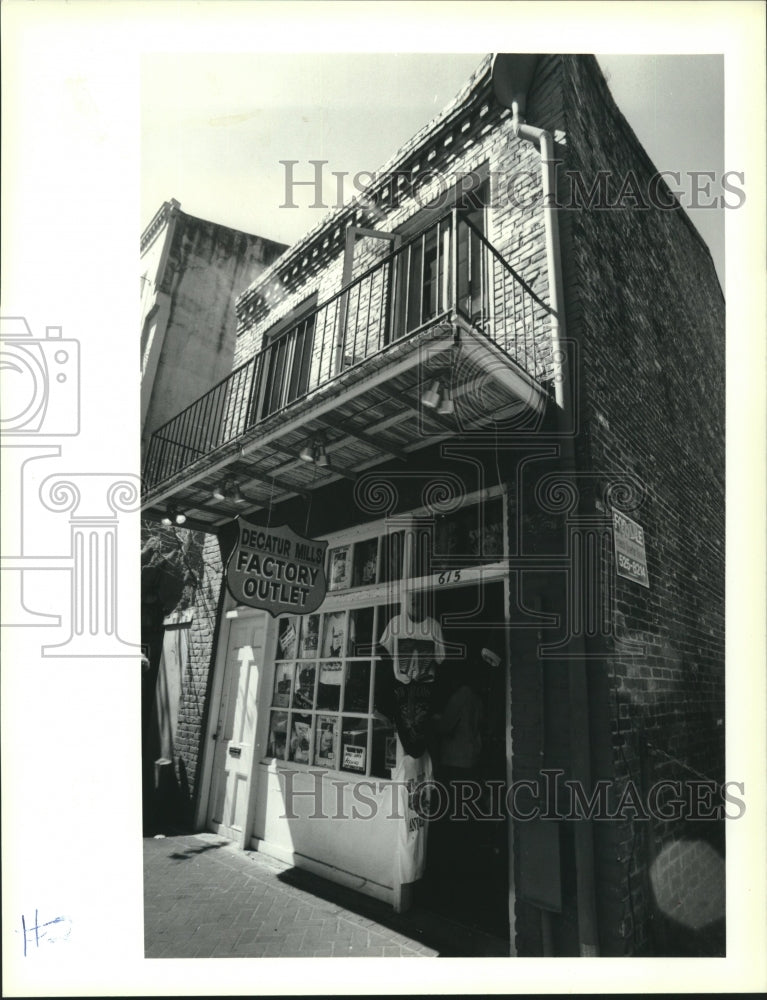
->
left=207, top=613, right=266, bottom=843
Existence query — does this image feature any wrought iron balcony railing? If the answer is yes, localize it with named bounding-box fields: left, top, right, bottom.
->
left=143, top=209, right=553, bottom=491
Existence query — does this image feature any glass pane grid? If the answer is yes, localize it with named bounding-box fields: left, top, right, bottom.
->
left=266, top=603, right=393, bottom=779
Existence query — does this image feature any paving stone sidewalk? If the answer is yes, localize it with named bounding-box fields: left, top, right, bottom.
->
left=144, top=833, right=440, bottom=959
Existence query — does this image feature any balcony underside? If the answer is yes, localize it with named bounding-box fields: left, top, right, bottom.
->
left=141, top=318, right=549, bottom=533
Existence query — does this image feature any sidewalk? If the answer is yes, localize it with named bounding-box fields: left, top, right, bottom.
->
left=144, top=833, right=508, bottom=958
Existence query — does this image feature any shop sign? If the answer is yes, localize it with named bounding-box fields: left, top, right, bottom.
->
left=612, top=508, right=650, bottom=588
left=226, top=517, right=328, bottom=616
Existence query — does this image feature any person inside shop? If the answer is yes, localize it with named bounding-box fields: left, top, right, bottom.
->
left=376, top=590, right=446, bottom=760
left=430, top=644, right=503, bottom=865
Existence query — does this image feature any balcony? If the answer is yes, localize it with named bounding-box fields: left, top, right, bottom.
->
left=141, top=210, right=553, bottom=531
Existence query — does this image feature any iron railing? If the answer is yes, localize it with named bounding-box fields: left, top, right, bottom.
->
left=143, top=209, right=553, bottom=490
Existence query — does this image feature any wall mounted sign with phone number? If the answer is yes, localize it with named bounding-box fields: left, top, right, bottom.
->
left=612, top=508, right=650, bottom=589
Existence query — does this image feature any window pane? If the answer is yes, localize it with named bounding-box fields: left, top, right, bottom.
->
left=328, top=545, right=352, bottom=591
left=276, top=616, right=298, bottom=660
left=379, top=530, right=404, bottom=583
left=298, top=613, right=320, bottom=659
left=344, top=661, right=371, bottom=714
left=317, top=661, right=342, bottom=711
left=288, top=713, right=313, bottom=764
left=314, top=715, right=339, bottom=768
left=349, top=607, right=374, bottom=656
left=376, top=604, right=399, bottom=646
left=352, top=537, right=378, bottom=587
left=371, top=716, right=398, bottom=779
left=267, top=711, right=288, bottom=760
left=340, top=716, right=369, bottom=774
left=272, top=662, right=292, bottom=707
left=322, top=610, right=347, bottom=658
left=292, top=663, right=316, bottom=709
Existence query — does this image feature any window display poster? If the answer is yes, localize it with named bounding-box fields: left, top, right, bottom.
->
left=328, top=544, right=351, bottom=591
left=292, top=664, right=315, bottom=709
left=353, top=537, right=378, bottom=586
left=299, top=613, right=320, bottom=658
left=322, top=610, right=346, bottom=658
left=342, top=744, right=366, bottom=772
left=272, top=662, right=292, bottom=707
left=314, top=715, right=338, bottom=767
left=267, top=711, right=288, bottom=760
left=277, top=616, right=297, bottom=659
left=289, top=715, right=311, bottom=764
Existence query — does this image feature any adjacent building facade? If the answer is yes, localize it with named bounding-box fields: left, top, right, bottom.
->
left=140, top=203, right=286, bottom=827
left=140, top=55, right=726, bottom=957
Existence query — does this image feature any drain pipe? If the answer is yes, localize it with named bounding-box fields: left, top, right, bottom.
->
left=492, top=55, right=600, bottom=958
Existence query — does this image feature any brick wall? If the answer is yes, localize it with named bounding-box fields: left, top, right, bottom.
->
left=171, top=533, right=227, bottom=821
left=556, top=55, right=726, bottom=955
left=232, top=56, right=556, bottom=389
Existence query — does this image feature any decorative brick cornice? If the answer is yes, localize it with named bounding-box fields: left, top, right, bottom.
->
left=236, top=54, right=500, bottom=322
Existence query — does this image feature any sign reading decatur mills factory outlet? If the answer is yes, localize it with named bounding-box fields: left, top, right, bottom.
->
left=226, top=518, right=329, bottom=616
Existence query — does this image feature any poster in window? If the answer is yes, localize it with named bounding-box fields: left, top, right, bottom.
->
left=272, top=662, right=292, bottom=707
left=316, top=661, right=342, bottom=711
left=267, top=711, right=288, bottom=759
left=289, top=714, right=312, bottom=764
left=298, top=613, right=320, bottom=658
left=314, top=715, right=339, bottom=767
left=277, top=616, right=297, bottom=659
left=328, top=545, right=352, bottom=591
left=322, top=610, right=346, bottom=658
left=292, top=663, right=316, bottom=709
left=353, top=538, right=378, bottom=587
left=342, top=744, right=366, bottom=773
left=341, top=716, right=368, bottom=773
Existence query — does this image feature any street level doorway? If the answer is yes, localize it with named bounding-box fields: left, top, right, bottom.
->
left=419, top=579, right=509, bottom=941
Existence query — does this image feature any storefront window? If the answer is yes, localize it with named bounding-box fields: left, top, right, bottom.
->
left=431, top=496, right=504, bottom=571
left=264, top=494, right=503, bottom=781
left=325, top=529, right=404, bottom=593
left=266, top=603, right=397, bottom=779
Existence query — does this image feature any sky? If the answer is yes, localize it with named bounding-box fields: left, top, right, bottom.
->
left=142, top=53, right=725, bottom=287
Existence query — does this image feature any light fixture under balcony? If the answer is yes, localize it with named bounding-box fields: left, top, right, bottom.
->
left=437, top=383, right=454, bottom=416
left=422, top=379, right=443, bottom=409
left=212, top=479, right=247, bottom=504
left=161, top=504, right=186, bottom=526
left=299, top=436, right=330, bottom=469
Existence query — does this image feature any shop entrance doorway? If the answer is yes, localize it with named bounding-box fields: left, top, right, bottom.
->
left=419, top=579, right=509, bottom=941
left=206, top=612, right=266, bottom=843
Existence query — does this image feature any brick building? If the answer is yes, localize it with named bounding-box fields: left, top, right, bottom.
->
left=140, top=203, right=286, bottom=827
left=140, top=54, right=726, bottom=957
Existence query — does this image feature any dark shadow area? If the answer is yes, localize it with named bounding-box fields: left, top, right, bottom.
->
left=276, top=864, right=508, bottom=957
left=165, top=841, right=228, bottom=862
